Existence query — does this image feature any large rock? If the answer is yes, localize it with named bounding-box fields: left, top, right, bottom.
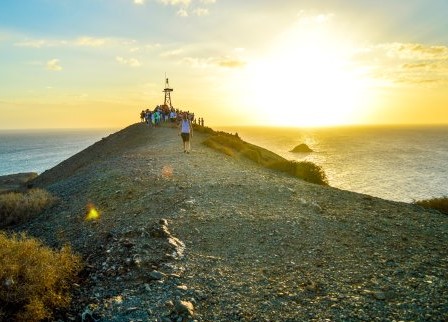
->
left=174, top=300, right=195, bottom=317
left=290, top=143, right=313, bottom=153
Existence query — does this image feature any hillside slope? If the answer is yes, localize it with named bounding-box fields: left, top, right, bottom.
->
left=14, top=123, right=448, bottom=321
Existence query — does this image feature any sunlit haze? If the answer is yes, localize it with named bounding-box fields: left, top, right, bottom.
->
left=1, top=1, right=447, bottom=129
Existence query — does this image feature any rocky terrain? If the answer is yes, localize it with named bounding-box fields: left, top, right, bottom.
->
left=10, top=123, right=448, bottom=321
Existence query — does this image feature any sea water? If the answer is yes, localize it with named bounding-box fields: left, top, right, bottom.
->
left=218, top=125, right=448, bottom=202
left=0, top=128, right=115, bottom=177
left=1, top=126, right=447, bottom=203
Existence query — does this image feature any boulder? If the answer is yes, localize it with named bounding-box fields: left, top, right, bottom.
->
left=290, top=143, right=313, bottom=153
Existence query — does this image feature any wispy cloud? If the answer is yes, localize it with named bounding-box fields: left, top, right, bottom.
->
left=387, top=43, right=448, bottom=60
left=116, top=56, right=141, bottom=67
left=156, top=0, right=216, bottom=16
left=14, top=36, right=109, bottom=48
left=75, top=37, right=108, bottom=47
left=214, top=57, right=246, bottom=68
left=192, top=8, right=209, bottom=16
left=160, top=48, right=184, bottom=57
left=354, top=42, right=448, bottom=86
left=15, top=39, right=53, bottom=48
left=133, top=0, right=145, bottom=5
left=158, top=0, right=191, bottom=6
left=177, top=8, right=188, bottom=17
left=181, top=56, right=246, bottom=69
left=297, top=10, right=334, bottom=25
left=47, top=59, right=62, bottom=71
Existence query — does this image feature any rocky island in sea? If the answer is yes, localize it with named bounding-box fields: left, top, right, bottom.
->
left=290, top=143, right=314, bottom=153
left=1, top=122, right=447, bottom=321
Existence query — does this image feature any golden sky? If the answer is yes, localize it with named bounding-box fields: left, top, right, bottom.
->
left=1, top=0, right=447, bottom=129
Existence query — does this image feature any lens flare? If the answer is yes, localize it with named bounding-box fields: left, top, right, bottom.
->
left=85, top=203, right=100, bottom=221
left=162, top=165, right=173, bottom=178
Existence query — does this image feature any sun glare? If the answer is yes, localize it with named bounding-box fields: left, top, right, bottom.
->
left=244, top=17, right=375, bottom=127
left=85, top=203, right=100, bottom=221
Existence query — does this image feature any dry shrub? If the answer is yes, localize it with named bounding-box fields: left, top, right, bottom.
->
left=414, top=197, right=448, bottom=215
left=241, top=148, right=261, bottom=164
left=203, top=138, right=235, bottom=156
left=203, top=133, right=328, bottom=185
left=0, top=189, right=56, bottom=228
left=207, top=134, right=245, bottom=151
left=193, top=124, right=215, bottom=134
left=267, top=160, right=328, bottom=185
left=0, top=232, right=82, bottom=321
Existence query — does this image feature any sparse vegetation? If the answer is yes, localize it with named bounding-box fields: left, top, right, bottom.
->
left=203, top=133, right=328, bottom=185
left=192, top=124, right=216, bottom=135
left=0, top=232, right=82, bottom=321
left=266, top=160, right=328, bottom=185
left=203, top=139, right=235, bottom=156
left=414, top=197, right=448, bottom=215
left=0, top=188, right=56, bottom=228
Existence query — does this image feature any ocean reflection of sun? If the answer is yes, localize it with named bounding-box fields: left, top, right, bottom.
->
left=244, top=19, right=375, bottom=127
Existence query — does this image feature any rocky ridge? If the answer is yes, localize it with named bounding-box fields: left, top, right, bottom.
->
left=11, top=123, right=448, bottom=321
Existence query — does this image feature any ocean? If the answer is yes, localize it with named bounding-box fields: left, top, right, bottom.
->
left=218, top=125, right=448, bottom=203
left=1, top=125, right=447, bottom=203
left=0, top=128, right=116, bottom=177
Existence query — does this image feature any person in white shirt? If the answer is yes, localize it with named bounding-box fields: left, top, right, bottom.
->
left=178, top=113, right=193, bottom=153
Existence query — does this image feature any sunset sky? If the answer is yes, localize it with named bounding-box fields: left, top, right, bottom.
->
left=1, top=0, right=447, bottom=129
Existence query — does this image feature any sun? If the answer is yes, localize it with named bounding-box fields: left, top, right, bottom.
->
left=243, top=16, right=375, bottom=127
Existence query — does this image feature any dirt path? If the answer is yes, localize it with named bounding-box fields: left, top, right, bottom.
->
left=16, top=123, right=448, bottom=321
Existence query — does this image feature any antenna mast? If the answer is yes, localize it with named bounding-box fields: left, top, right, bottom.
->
left=163, top=76, right=174, bottom=108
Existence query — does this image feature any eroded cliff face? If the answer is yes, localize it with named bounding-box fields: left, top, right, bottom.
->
left=12, top=123, right=448, bottom=321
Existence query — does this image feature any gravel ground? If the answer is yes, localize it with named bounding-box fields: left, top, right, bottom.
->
left=12, top=123, right=448, bottom=321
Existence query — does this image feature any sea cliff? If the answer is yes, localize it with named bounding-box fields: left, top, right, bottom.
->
left=9, top=123, right=448, bottom=321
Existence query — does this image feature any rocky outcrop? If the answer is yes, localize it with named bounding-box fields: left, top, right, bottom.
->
left=290, top=143, right=313, bottom=153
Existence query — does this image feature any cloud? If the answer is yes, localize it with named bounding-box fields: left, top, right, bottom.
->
left=15, top=39, right=51, bottom=48
left=181, top=57, right=208, bottom=68
left=402, top=62, right=433, bottom=69
left=353, top=42, right=448, bottom=87
left=116, top=56, right=141, bottom=67
left=158, top=0, right=191, bottom=6
left=134, top=0, right=145, bottom=4
left=14, top=36, right=109, bottom=48
left=192, top=8, right=209, bottom=16
left=154, top=0, right=215, bottom=17
left=145, top=43, right=162, bottom=50
left=177, top=8, right=188, bottom=17
left=46, top=59, right=62, bottom=71
left=297, top=10, right=334, bottom=25
left=214, top=57, right=246, bottom=68
left=75, top=37, right=108, bottom=47
left=160, top=48, right=184, bottom=57
left=181, top=56, right=246, bottom=69
left=394, top=43, right=448, bottom=60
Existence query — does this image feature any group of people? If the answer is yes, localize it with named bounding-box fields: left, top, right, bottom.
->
left=139, top=105, right=205, bottom=153
left=139, top=106, right=204, bottom=128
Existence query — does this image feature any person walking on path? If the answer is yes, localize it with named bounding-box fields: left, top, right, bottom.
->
left=179, top=113, right=193, bottom=153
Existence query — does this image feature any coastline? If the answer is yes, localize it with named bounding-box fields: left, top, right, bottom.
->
left=3, top=124, right=447, bottom=202
left=4, top=123, right=448, bottom=321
